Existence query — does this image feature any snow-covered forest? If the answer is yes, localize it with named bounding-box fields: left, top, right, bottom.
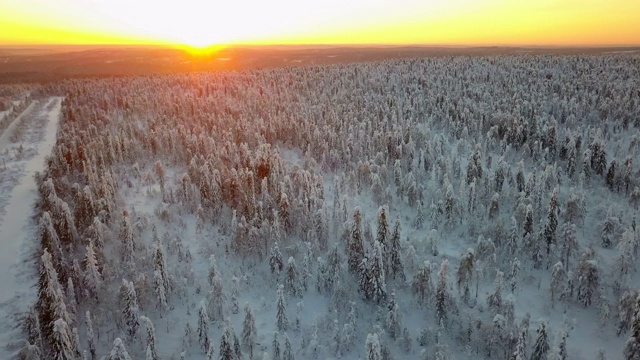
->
left=7, top=55, right=640, bottom=360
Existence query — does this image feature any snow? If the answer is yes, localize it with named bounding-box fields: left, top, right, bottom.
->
left=0, top=97, right=62, bottom=357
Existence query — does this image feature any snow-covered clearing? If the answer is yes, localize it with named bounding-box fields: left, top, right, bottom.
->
left=0, top=97, right=62, bottom=357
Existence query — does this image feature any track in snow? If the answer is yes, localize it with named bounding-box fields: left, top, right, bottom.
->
left=0, top=97, right=62, bottom=356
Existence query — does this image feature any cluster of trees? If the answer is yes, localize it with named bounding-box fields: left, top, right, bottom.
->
left=18, top=54, right=640, bottom=359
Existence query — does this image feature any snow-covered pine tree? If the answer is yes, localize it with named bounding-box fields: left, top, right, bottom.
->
left=606, top=159, right=617, bottom=191
left=108, top=338, right=132, bottom=360
left=530, top=321, right=550, bottom=360
left=276, top=284, right=288, bottom=331
left=507, top=216, right=519, bottom=257
left=348, top=207, right=365, bottom=274
left=198, top=299, right=210, bottom=352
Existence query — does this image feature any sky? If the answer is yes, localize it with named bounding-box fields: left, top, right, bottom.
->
left=0, top=0, right=639, bottom=47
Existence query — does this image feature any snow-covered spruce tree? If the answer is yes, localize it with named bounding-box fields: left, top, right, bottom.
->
left=285, top=257, right=299, bottom=297
left=359, top=241, right=387, bottom=304
left=139, top=316, right=159, bottom=360
left=119, top=279, right=139, bottom=340
left=348, top=207, right=365, bottom=274
left=108, top=338, right=132, bottom=360
left=512, top=329, right=527, bottom=360
left=276, top=284, right=288, bottom=332
left=489, top=193, right=500, bottom=219
left=198, top=299, right=210, bottom=352
left=376, top=206, right=389, bottom=253
left=365, top=333, right=382, bottom=360
left=17, top=342, right=41, bottom=360
left=83, top=240, right=102, bottom=299
left=24, top=307, right=43, bottom=353
left=208, top=254, right=220, bottom=286
left=544, top=189, right=559, bottom=255
left=269, top=243, right=284, bottom=275
left=231, top=276, right=240, bottom=315
left=153, top=269, right=168, bottom=312
left=530, top=321, right=550, bottom=360
left=550, top=262, right=566, bottom=307
left=118, top=211, right=136, bottom=270
left=284, top=335, right=294, bottom=360
left=624, top=293, right=640, bottom=360
left=152, top=228, right=171, bottom=294
left=576, top=256, right=599, bottom=307
left=388, top=217, right=405, bottom=281
left=507, top=216, right=519, bottom=257
left=37, top=250, right=72, bottom=354
left=51, top=319, right=74, bottom=360
left=386, top=292, right=402, bottom=340
left=618, top=290, right=639, bottom=336
left=39, top=212, right=66, bottom=281
left=523, top=204, right=534, bottom=239
left=486, top=270, right=504, bottom=316
left=85, top=311, right=96, bottom=360
left=207, top=272, right=225, bottom=321
left=457, top=248, right=475, bottom=303
left=435, top=259, right=452, bottom=327
left=412, top=261, right=433, bottom=305
left=559, top=222, right=578, bottom=272
left=601, top=215, right=619, bottom=249
left=615, top=228, right=637, bottom=278
left=272, top=331, right=281, bottom=360
left=219, top=324, right=235, bottom=360
left=606, top=159, right=617, bottom=191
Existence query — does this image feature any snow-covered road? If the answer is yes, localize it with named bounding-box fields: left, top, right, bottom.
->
left=0, top=97, right=62, bottom=356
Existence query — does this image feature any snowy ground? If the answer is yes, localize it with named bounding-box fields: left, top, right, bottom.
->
left=0, top=97, right=62, bottom=357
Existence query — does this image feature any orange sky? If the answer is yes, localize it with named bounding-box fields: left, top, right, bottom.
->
left=0, top=0, right=639, bottom=46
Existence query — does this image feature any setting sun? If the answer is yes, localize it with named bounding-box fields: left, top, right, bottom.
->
left=0, top=0, right=639, bottom=46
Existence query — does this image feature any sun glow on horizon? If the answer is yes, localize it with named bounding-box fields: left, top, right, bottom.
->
left=0, top=0, right=639, bottom=46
